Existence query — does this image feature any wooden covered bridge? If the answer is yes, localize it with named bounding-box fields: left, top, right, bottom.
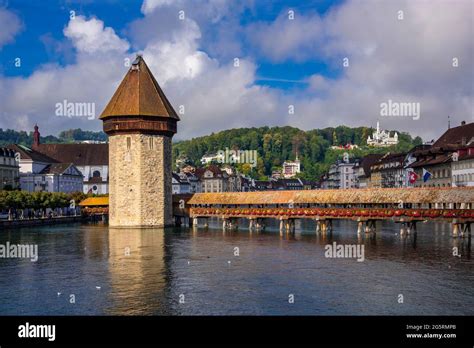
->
left=173, top=187, right=474, bottom=237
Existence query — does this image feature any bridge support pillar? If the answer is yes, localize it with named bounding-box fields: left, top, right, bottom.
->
left=357, top=221, right=363, bottom=235
left=193, top=217, right=199, bottom=227
left=316, top=220, right=321, bottom=233
left=321, top=220, right=327, bottom=233
left=175, top=216, right=182, bottom=227
left=407, top=221, right=417, bottom=235
left=203, top=217, right=209, bottom=228
left=319, top=219, right=331, bottom=234
left=452, top=219, right=459, bottom=238
left=249, top=218, right=255, bottom=231
left=326, top=219, right=332, bottom=233
left=365, top=220, right=376, bottom=233
left=459, top=222, right=471, bottom=238
left=233, top=218, right=239, bottom=230
left=288, top=219, right=295, bottom=233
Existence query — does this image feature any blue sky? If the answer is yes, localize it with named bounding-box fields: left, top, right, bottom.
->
left=1, top=0, right=342, bottom=86
left=0, top=0, right=472, bottom=140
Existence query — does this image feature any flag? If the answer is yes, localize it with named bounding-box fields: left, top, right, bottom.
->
left=408, top=171, right=418, bottom=184
left=422, top=168, right=432, bottom=182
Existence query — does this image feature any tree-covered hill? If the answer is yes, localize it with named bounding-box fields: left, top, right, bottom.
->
left=173, top=126, right=423, bottom=181
left=0, top=128, right=107, bottom=146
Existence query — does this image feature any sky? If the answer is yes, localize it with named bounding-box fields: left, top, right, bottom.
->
left=0, top=0, right=472, bottom=142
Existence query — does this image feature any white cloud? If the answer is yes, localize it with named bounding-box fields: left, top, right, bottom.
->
left=135, top=9, right=284, bottom=139
left=0, top=0, right=472, bottom=143
left=247, top=0, right=474, bottom=140
left=247, top=12, right=325, bottom=63
left=141, top=0, right=176, bottom=15
left=64, top=16, right=130, bottom=54
left=0, top=17, right=131, bottom=133
left=0, top=8, right=22, bottom=49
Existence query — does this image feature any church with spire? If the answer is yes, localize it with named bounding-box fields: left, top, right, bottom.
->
left=367, top=121, right=399, bottom=147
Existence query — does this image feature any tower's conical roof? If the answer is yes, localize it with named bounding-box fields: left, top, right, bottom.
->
left=99, top=55, right=180, bottom=120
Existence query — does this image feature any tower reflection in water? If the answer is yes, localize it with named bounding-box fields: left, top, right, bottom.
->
left=106, top=228, right=171, bottom=315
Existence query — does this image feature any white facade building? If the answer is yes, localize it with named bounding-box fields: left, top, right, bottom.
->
left=282, top=156, right=301, bottom=178
left=0, top=147, right=20, bottom=189
left=367, top=122, right=398, bottom=147
left=20, top=163, right=83, bottom=193
left=9, top=144, right=83, bottom=193
left=452, top=147, right=474, bottom=187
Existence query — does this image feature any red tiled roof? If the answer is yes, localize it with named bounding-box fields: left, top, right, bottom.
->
left=7, top=144, right=58, bottom=163
left=433, top=122, right=474, bottom=148
left=35, top=143, right=108, bottom=166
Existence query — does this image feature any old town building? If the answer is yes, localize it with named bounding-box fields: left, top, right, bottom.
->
left=30, top=125, right=108, bottom=194
left=0, top=147, right=20, bottom=189
left=369, top=153, right=407, bottom=188
left=9, top=144, right=83, bottom=193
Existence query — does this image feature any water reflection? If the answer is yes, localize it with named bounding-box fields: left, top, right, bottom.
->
left=106, top=228, right=169, bottom=315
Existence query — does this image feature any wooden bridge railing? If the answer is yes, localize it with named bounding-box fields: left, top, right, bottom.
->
left=190, top=207, right=474, bottom=221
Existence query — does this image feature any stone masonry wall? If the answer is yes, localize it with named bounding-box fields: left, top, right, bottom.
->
left=109, top=133, right=172, bottom=227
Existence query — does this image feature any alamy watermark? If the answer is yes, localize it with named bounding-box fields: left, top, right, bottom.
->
left=18, top=322, right=55, bottom=341
left=55, top=99, right=96, bottom=120
left=380, top=99, right=420, bottom=120
left=0, top=242, right=38, bottom=262
left=217, top=147, right=258, bottom=168
left=325, top=242, right=364, bottom=262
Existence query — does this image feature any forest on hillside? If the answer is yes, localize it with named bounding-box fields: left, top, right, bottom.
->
left=1, top=125, right=423, bottom=182
left=0, top=128, right=107, bottom=146
left=173, top=126, right=423, bottom=181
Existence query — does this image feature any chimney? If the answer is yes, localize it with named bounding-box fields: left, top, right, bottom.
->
left=32, top=124, right=40, bottom=148
left=461, top=120, right=466, bottom=126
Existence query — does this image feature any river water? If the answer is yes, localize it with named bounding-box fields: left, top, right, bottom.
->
left=0, top=219, right=472, bottom=315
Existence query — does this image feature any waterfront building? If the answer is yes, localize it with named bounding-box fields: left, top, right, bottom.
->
left=408, top=121, right=474, bottom=188
left=319, top=173, right=330, bottom=189
left=0, top=147, right=20, bottom=190
left=353, top=154, right=383, bottom=188
left=195, top=165, right=229, bottom=192
left=172, top=172, right=191, bottom=194
left=325, top=158, right=358, bottom=189
left=31, top=125, right=109, bottom=194
left=452, top=145, right=474, bottom=187
left=369, top=152, right=407, bottom=188
left=100, top=55, right=179, bottom=227
left=9, top=144, right=83, bottom=193
left=367, top=121, right=398, bottom=147
left=248, top=178, right=317, bottom=191
left=181, top=172, right=201, bottom=193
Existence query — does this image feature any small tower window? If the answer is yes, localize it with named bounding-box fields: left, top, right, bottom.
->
left=126, top=137, right=131, bottom=151
left=149, top=138, right=154, bottom=150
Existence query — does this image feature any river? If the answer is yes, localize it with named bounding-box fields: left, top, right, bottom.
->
left=0, top=219, right=472, bottom=315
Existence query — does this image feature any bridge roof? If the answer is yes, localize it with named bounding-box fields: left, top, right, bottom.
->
left=187, top=187, right=474, bottom=205
left=79, top=196, right=109, bottom=206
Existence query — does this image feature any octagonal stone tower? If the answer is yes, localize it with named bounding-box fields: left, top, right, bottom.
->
left=100, top=55, right=179, bottom=227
